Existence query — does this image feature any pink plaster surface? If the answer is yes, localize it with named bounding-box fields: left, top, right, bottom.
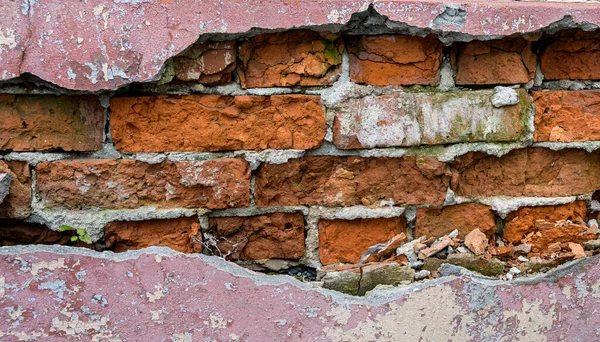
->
left=1, top=0, right=600, bottom=91
left=0, top=245, right=599, bottom=341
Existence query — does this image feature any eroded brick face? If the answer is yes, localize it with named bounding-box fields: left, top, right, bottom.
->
left=207, top=213, right=305, bottom=260
left=0, top=161, right=31, bottom=219
left=318, top=218, right=406, bottom=265
left=0, top=220, right=71, bottom=246
left=238, top=31, right=343, bottom=88
left=415, top=203, right=496, bottom=240
left=347, top=35, right=442, bottom=86
left=171, top=41, right=236, bottom=85
left=255, top=156, right=450, bottom=207
left=452, top=148, right=600, bottom=197
left=0, top=95, right=104, bottom=152
left=452, top=38, right=536, bottom=85
left=104, top=217, right=202, bottom=253
left=110, top=95, right=325, bottom=152
left=540, top=29, right=600, bottom=80
left=35, top=159, right=251, bottom=210
left=534, top=90, right=600, bottom=142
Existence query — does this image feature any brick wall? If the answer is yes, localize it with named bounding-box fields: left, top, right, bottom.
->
left=2, top=28, right=600, bottom=278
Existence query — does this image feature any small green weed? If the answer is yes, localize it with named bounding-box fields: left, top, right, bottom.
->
left=59, top=225, right=93, bottom=244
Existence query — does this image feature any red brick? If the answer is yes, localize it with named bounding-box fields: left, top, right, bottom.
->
left=540, top=29, right=600, bottom=80
left=110, top=95, right=325, bottom=152
left=534, top=90, right=600, bottom=142
left=452, top=148, right=600, bottom=197
left=238, top=31, right=343, bottom=88
left=0, top=161, right=31, bottom=219
left=0, top=95, right=104, bottom=151
left=171, top=41, right=235, bottom=85
left=452, top=38, right=536, bottom=85
left=503, top=201, right=588, bottom=244
left=0, top=220, right=72, bottom=246
left=318, top=218, right=406, bottom=265
left=104, top=217, right=202, bottom=253
left=207, top=213, right=305, bottom=260
left=35, top=159, right=250, bottom=210
left=255, top=156, right=450, bottom=207
left=347, top=35, right=442, bottom=86
left=415, top=203, right=496, bottom=240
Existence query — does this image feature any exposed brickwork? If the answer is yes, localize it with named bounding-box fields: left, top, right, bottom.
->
left=171, top=41, right=235, bottom=84
left=318, top=218, right=406, bottom=265
left=35, top=159, right=250, bottom=210
left=451, top=38, right=536, bottom=85
left=540, top=30, right=600, bottom=80
left=238, top=31, right=343, bottom=88
left=0, top=161, right=31, bottom=219
left=207, top=213, right=305, bottom=260
left=452, top=148, right=600, bottom=197
left=347, top=35, right=442, bottom=86
left=104, top=217, right=202, bottom=253
left=534, top=90, right=600, bottom=142
left=503, top=202, right=588, bottom=244
left=415, top=204, right=496, bottom=240
left=332, top=89, right=528, bottom=149
left=110, top=95, right=325, bottom=152
left=0, top=95, right=104, bottom=152
left=255, top=156, right=450, bottom=207
left=0, top=220, right=72, bottom=246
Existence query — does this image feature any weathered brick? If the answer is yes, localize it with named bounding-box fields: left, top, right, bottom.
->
left=318, top=218, right=406, bottom=265
left=0, top=220, right=72, bottom=246
left=110, top=95, right=325, bottom=152
left=534, top=90, right=600, bottom=142
left=452, top=148, right=600, bottom=197
left=35, top=159, right=250, bottom=210
left=451, top=38, right=536, bottom=85
left=415, top=203, right=496, bottom=240
left=170, top=41, right=235, bottom=85
left=104, top=217, right=202, bottom=253
left=332, top=89, right=528, bottom=149
left=0, top=95, right=104, bottom=151
left=503, top=201, right=588, bottom=244
left=255, top=156, right=450, bottom=207
left=238, top=31, right=343, bottom=88
left=347, top=35, right=442, bottom=86
left=207, top=213, right=305, bottom=260
left=0, top=161, right=31, bottom=219
left=540, top=29, right=600, bottom=80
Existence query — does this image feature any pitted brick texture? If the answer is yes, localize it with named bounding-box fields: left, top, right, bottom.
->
left=0, top=95, right=104, bottom=152
left=451, top=38, right=536, bottom=85
left=35, top=159, right=251, bottom=210
left=541, top=30, right=600, bottom=80
left=0, top=161, right=31, bottom=219
left=171, top=41, right=236, bottom=84
left=415, top=203, right=496, bottom=240
left=255, top=156, right=450, bottom=207
left=207, top=213, right=305, bottom=260
left=110, top=95, right=325, bottom=152
left=238, top=31, right=343, bottom=88
left=534, top=90, right=600, bottom=142
left=347, top=35, right=442, bottom=86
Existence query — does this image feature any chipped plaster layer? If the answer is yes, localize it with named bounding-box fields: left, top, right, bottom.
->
left=1, top=245, right=600, bottom=340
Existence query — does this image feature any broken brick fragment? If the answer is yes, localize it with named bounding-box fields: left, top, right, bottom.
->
left=540, top=29, right=600, bottom=80
left=415, top=203, right=496, bottom=240
left=171, top=41, right=236, bottom=85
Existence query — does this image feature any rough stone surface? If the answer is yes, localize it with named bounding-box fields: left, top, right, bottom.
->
left=332, top=89, right=528, bottom=149
left=541, top=29, right=600, bottom=80
left=2, top=246, right=600, bottom=339
left=110, top=95, right=325, bottom=152
left=534, top=90, right=600, bottom=142
left=104, top=217, right=202, bottom=254
left=464, top=229, right=489, bottom=256
left=452, top=38, right=536, bottom=85
left=452, top=148, right=600, bottom=197
left=443, top=254, right=505, bottom=276
left=35, top=159, right=251, bottom=210
left=492, top=87, right=520, bottom=108
left=0, top=161, right=30, bottom=219
left=170, top=41, right=235, bottom=84
left=255, top=156, right=450, bottom=207
left=238, top=31, right=343, bottom=88
left=320, top=266, right=361, bottom=295
left=0, top=95, right=104, bottom=152
left=415, top=203, right=496, bottom=240
left=347, top=35, right=442, bottom=86
left=318, top=218, right=406, bottom=265
left=523, top=220, right=596, bottom=253
left=0, top=173, right=12, bottom=204
left=207, top=213, right=305, bottom=261
left=504, top=201, right=588, bottom=244
left=358, top=262, right=414, bottom=296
